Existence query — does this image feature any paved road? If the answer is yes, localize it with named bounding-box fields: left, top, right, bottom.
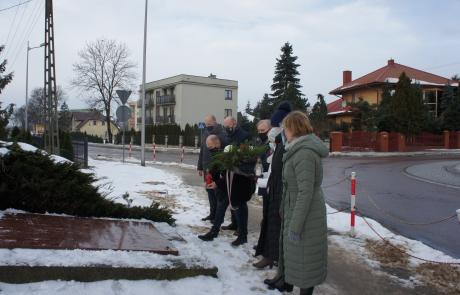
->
left=323, top=156, right=460, bottom=258
left=89, top=145, right=460, bottom=258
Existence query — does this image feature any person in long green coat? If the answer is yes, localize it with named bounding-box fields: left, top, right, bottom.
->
left=280, top=111, right=328, bottom=295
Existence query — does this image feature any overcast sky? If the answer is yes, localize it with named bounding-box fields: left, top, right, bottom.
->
left=1, top=0, right=460, bottom=112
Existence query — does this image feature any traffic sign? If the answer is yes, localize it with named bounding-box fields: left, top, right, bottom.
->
left=116, top=105, right=132, bottom=123
left=198, top=122, right=205, bottom=129
left=116, top=90, right=132, bottom=105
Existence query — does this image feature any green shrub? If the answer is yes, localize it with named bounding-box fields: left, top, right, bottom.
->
left=0, top=144, right=174, bottom=225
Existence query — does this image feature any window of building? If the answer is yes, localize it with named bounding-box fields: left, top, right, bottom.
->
left=225, top=90, right=232, bottom=100
left=93, top=120, right=97, bottom=126
left=225, top=109, right=232, bottom=118
left=423, top=90, right=438, bottom=118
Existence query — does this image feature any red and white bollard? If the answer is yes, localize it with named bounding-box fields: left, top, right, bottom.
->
left=128, top=142, right=132, bottom=158
left=153, top=143, right=156, bottom=161
left=350, top=172, right=357, bottom=237
left=180, top=146, right=185, bottom=163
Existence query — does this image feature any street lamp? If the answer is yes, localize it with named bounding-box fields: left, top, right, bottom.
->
left=25, top=41, right=45, bottom=131
left=141, top=0, right=148, bottom=166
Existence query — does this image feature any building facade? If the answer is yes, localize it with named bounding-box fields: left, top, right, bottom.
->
left=327, top=59, right=458, bottom=124
left=138, top=74, right=238, bottom=128
left=71, top=110, right=119, bottom=139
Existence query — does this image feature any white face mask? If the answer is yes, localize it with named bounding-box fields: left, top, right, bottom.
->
left=267, top=127, right=282, bottom=143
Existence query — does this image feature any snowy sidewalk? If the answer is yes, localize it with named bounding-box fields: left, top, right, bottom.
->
left=1, top=158, right=459, bottom=294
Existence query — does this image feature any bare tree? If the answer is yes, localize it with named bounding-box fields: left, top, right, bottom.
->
left=71, top=39, right=137, bottom=142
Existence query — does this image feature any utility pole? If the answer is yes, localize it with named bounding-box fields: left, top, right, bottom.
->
left=25, top=41, right=44, bottom=131
left=141, top=0, right=148, bottom=166
left=44, top=0, right=59, bottom=154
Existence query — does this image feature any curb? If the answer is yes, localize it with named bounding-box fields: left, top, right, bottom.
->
left=329, top=150, right=460, bottom=158
left=0, top=265, right=218, bottom=283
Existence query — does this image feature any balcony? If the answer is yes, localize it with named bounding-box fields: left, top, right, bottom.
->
left=155, top=115, right=175, bottom=124
left=156, top=95, right=176, bottom=105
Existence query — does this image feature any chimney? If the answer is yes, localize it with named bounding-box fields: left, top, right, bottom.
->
left=343, top=70, right=352, bottom=85
left=388, top=59, right=395, bottom=66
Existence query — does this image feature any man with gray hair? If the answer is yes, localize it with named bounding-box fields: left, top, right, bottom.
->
left=197, top=114, right=227, bottom=222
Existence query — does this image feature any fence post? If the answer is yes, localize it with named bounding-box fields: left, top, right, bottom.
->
left=165, top=135, right=169, bottom=148
left=457, top=209, right=460, bottom=223
left=396, top=133, right=406, bottom=152
left=179, top=135, right=183, bottom=148
left=456, top=132, right=460, bottom=149
left=84, top=137, right=88, bottom=168
left=329, top=132, right=343, bottom=152
left=195, top=136, right=199, bottom=148
left=378, top=132, right=389, bottom=152
left=350, top=172, right=357, bottom=237
left=443, top=130, right=450, bottom=149
left=181, top=146, right=185, bottom=163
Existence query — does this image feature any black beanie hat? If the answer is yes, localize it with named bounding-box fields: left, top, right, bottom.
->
left=270, top=101, right=292, bottom=127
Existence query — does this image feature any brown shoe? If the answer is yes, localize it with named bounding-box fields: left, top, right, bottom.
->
left=253, top=257, right=273, bottom=269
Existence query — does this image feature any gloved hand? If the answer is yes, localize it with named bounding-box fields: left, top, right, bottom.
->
left=288, top=231, right=301, bottom=242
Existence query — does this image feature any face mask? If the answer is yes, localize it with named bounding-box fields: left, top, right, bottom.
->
left=209, top=147, right=220, bottom=155
left=281, top=130, right=287, bottom=145
left=268, top=127, right=282, bottom=143
left=206, top=125, right=214, bottom=132
left=258, top=132, right=268, bottom=142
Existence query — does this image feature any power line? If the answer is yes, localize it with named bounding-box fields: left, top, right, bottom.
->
left=3, top=0, right=21, bottom=47
left=9, top=0, right=44, bottom=69
left=3, top=0, right=30, bottom=58
left=0, top=0, right=34, bottom=13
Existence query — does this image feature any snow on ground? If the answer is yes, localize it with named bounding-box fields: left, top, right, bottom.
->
left=2, top=158, right=460, bottom=294
left=0, top=159, right=279, bottom=294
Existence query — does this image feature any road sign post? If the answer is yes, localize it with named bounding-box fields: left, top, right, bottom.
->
left=115, top=90, right=132, bottom=163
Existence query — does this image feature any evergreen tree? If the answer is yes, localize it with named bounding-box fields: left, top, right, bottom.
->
left=0, top=45, right=14, bottom=140
left=309, top=94, right=328, bottom=137
left=439, top=84, right=455, bottom=114
left=244, top=101, right=252, bottom=115
left=348, top=98, right=377, bottom=131
left=391, top=72, right=427, bottom=136
left=270, top=42, right=309, bottom=111
left=442, top=87, right=460, bottom=131
left=252, top=93, right=274, bottom=120
left=59, top=102, right=72, bottom=132
left=376, top=83, right=395, bottom=131
left=0, top=45, right=13, bottom=94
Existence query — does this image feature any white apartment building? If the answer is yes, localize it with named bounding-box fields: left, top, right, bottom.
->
left=138, top=74, right=238, bottom=128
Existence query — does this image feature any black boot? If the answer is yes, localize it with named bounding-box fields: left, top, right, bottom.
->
left=300, top=287, right=314, bottom=295
left=231, top=235, right=247, bottom=247
left=198, top=229, right=218, bottom=241
left=264, top=275, right=281, bottom=286
left=268, top=279, right=293, bottom=293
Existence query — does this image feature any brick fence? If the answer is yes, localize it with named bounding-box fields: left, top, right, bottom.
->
left=330, top=130, right=460, bottom=152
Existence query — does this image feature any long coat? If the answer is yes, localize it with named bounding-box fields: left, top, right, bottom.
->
left=281, top=134, right=328, bottom=288
left=255, top=142, right=284, bottom=260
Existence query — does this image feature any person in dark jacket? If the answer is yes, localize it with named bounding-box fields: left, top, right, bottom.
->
left=221, top=116, right=253, bottom=245
left=255, top=103, right=291, bottom=271
left=197, top=115, right=228, bottom=222
left=198, top=135, right=256, bottom=246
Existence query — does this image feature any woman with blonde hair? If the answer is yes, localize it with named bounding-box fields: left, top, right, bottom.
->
left=272, top=111, right=328, bottom=295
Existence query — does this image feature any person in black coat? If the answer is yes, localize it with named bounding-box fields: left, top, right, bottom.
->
left=197, top=115, right=228, bottom=223
left=262, top=102, right=295, bottom=292
left=198, top=135, right=256, bottom=247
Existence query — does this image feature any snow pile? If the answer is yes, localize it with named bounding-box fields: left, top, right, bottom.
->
left=0, top=141, right=72, bottom=164
left=325, top=205, right=460, bottom=265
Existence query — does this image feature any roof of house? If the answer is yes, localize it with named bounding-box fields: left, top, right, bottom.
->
left=71, top=110, right=105, bottom=122
left=71, top=110, right=116, bottom=131
left=330, top=59, right=456, bottom=95
left=327, top=98, right=352, bottom=116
